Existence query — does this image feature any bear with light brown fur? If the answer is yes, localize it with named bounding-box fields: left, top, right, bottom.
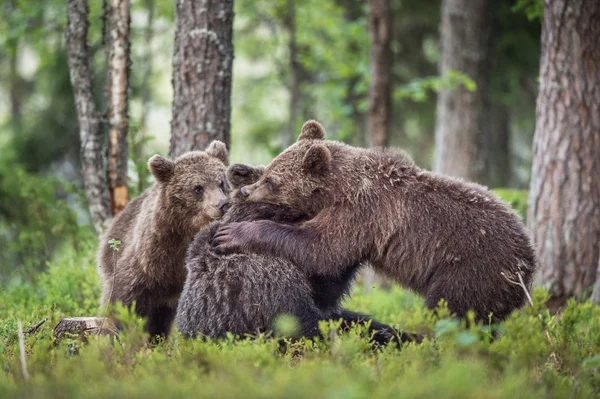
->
left=98, top=141, right=229, bottom=337
left=213, top=121, right=536, bottom=323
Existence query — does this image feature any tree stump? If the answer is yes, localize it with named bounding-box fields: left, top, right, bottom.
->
left=54, top=317, right=118, bottom=342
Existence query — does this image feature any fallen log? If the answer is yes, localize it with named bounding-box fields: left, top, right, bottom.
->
left=53, top=317, right=118, bottom=342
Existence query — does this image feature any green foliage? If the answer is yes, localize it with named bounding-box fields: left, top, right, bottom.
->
left=513, top=0, right=544, bottom=21
left=108, top=239, right=122, bottom=252
left=395, top=69, right=477, bottom=103
left=494, top=188, right=528, bottom=221
left=1, top=237, right=599, bottom=398
left=0, top=155, right=86, bottom=283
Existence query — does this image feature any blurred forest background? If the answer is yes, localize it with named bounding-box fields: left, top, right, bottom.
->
left=0, top=0, right=598, bottom=310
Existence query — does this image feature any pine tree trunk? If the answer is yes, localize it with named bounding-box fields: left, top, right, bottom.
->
left=283, top=0, right=301, bottom=149
left=367, top=0, right=392, bottom=148
left=433, top=0, right=492, bottom=183
left=528, top=0, right=600, bottom=307
left=105, top=0, right=131, bottom=214
left=170, top=0, right=234, bottom=157
left=66, top=0, right=112, bottom=234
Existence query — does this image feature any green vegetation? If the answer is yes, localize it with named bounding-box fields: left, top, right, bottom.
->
left=1, top=190, right=599, bottom=398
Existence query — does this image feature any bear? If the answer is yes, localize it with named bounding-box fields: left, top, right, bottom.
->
left=212, top=120, right=537, bottom=324
left=176, top=163, right=409, bottom=345
left=97, top=141, right=229, bottom=338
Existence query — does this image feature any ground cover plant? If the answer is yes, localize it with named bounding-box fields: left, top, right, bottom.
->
left=1, top=190, right=599, bottom=398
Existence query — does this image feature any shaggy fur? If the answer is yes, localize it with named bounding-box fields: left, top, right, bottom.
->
left=213, top=121, right=537, bottom=323
left=97, top=141, right=229, bottom=337
left=177, top=164, right=404, bottom=344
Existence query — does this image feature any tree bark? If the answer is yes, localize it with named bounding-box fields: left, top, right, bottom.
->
left=170, top=0, right=234, bottom=157
left=592, top=254, right=600, bottom=305
left=66, top=0, right=112, bottom=234
left=433, top=0, right=492, bottom=183
left=367, top=0, right=392, bottom=148
left=488, top=103, right=511, bottom=188
left=528, top=0, right=600, bottom=307
left=105, top=0, right=131, bottom=214
left=282, top=0, right=301, bottom=149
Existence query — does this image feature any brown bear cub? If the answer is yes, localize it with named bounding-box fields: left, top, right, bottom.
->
left=177, top=163, right=407, bottom=345
left=213, top=121, right=537, bottom=324
left=97, top=141, right=229, bottom=338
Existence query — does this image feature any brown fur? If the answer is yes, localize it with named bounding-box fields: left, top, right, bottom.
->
left=177, top=164, right=409, bottom=345
left=213, top=121, right=537, bottom=323
left=97, top=141, right=228, bottom=337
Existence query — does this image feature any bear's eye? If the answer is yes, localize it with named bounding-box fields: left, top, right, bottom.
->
left=193, top=185, right=204, bottom=197
left=264, top=178, right=275, bottom=191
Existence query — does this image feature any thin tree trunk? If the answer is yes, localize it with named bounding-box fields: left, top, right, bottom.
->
left=66, top=0, right=112, bottom=234
left=528, top=0, right=600, bottom=307
left=339, top=0, right=367, bottom=147
left=170, top=0, right=234, bottom=157
left=8, top=47, right=23, bottom=134
left=283, top=0, right=300, bottom=149
left=592, top=254, right=600, bottom=305
left=367, top=0, right=392, bottom=148
left=488, top=103, right=511, bottom=188
left=135, top=0, right=154, bottom=194
left=433, top=0, right=492, bottom=183
left=105, top=0, right=131, bottom=214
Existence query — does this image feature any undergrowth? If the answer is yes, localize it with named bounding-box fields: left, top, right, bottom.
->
left=1, top=188, right=598, bottom=398
left=1, top=236, right=599, bottom=399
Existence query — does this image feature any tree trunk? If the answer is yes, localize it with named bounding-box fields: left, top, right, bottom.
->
left=433, top=0, right=492, bottom=183
left=134, top=0, right=154, bottom=194
left=367, top=0, right=392, bottom=148
left=592, top=254, right=600, bottom=305
left=488, top=103, right=511, bottom=188
left=338, top=0, right=367, bottom=147
left=66, top=0, right=112, bottom=234
left=528, top=0, right=600, bottom=307
left=105, top=0, right=131, bottom=214
left=170, top=0, right=234, bottom=157
left=283, top=0, right=301, bottom=149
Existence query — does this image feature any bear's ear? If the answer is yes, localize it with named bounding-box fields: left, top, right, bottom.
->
left=206, top=140, right=229, bottom=165
left=302, top=144, right=331, bottom=175
left=298, top=120, right=325, bottom=141
left=148, top=155, right=175, bottom=183
left=227, top=163, right=264, bottom=189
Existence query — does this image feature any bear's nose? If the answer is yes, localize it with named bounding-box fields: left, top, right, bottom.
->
left=218, top=198, right=230, bottom=211
left=240, top=186, right=249, bottom=197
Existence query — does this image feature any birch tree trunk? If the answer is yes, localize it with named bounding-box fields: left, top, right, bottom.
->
left=433, top=0, right=492, bottom=183
left=528, top=0, right=600, bottom=307
left=367, top=0, right=392, bottom=148
left=170, top=0, right=234, bottom=157
left=66, top=0, right=112, bottom=234
left=105, top=0, right=131, bottom=214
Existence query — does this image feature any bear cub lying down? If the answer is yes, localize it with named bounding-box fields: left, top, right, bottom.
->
left=177, top=163, right=413, bottom=344
left=214, top=121, right=537, bottom=324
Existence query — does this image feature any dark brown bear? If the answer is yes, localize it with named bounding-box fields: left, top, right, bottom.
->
left=213, top=121, right=537, bottom=323
left=97, top=141, right=229, bottom=337
left=177, top=163, right=405, bottom=345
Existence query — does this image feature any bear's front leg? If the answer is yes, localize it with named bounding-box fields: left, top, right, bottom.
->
left=212, top=220, right=267, bottom=254
left=213, top=218, right=349, bottom=277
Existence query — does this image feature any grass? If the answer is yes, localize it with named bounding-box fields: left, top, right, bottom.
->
left=1, top=188, right=599, bottom=398
left=1, top=237, right=600, bottom=399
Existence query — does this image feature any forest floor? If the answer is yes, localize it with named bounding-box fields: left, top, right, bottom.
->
left=1, top=236, right=599, bottom=399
